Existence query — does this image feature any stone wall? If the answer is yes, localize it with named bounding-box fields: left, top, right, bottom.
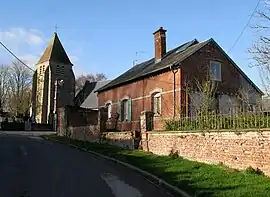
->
left=67, top=127, right=135, bottom=149
left=68, top=125, right=100, bottom=142
left=65, top=106, right=98, bottom=127
left=141, top=130, right=270, bottom=176
left=57, top=106, right=108, bottom=136
left=101, top=132, right=135, bottom=149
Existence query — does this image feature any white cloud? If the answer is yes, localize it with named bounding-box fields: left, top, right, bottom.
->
left=69, top=55, right=79, bottom=63
left=0, top=28, right=44, bottom=46
left=0, top=27, right=83, bottom=72
left=18, top=54, right=39, bottom=68
left=73, top=63, right=91, bottom=77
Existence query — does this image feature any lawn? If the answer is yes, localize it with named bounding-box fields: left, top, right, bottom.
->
left=44, top=135, right=270, bottom=197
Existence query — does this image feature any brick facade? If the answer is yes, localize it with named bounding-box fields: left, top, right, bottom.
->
left=98, top=40, right=260, bottom=132
left=181, top=41, right=241, bottom=94
left=141, top=130, right=270, bottom=176
left=98, top=69, right=181, bottom=131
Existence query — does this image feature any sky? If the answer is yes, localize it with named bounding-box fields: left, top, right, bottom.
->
left=0, top=0, right=266, bottom=89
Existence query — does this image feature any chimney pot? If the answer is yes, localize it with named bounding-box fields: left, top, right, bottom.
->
left=153, top=27, right=167, bottom=62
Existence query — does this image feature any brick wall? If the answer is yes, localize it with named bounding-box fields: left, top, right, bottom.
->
left=65, top=106, right=98, bottom=126
left=57, top=106, right=108, bottom=136
left=141, top=130, right=270, bottom=176
left=181, top=41, right=242, bottom=94
left=98, top=69, right=181, bottom=131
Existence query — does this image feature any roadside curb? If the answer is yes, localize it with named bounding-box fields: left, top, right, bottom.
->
left=44, top=137, right=192, bottom=197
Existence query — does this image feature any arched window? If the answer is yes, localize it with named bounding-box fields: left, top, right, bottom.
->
left=152, top=92, right=161, bottom=115
left=120, top=99, right=128, bottom=121
left=117, top=97, right=132, bottom=122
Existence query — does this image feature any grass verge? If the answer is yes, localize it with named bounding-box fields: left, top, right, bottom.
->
left=44, top=135, right=270, bottom=197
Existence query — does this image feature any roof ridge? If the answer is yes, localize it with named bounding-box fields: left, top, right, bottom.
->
left=96, top=39, right=198, bottom=92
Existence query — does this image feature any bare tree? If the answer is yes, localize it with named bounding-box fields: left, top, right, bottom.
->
left=7, top=61, right=32, bottom=117
left=75, top=73, right=107, bottom=91
left=185, top=78, right=218, bottom=117
left=249, top=0, right=270, bottom=95
left=237, top=83, right=263, bottom=113
left=0, top=64, right=10, bottom=112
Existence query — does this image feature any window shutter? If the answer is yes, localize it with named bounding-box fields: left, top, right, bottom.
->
left=128, top=98, right=132, bottom=122
left=117, top=101, right=122, bottom=121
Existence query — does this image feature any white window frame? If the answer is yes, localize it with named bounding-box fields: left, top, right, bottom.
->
left=210, top=60, right=222, bottom=81
left=153, top=92, right=161, bottom=115
left=121, top=99, right=129, bottom=121
left=105, top=101, right=112, bottom=119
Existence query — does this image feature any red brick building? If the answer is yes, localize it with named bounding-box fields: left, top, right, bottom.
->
left=96, top=27, right=263, bottom=132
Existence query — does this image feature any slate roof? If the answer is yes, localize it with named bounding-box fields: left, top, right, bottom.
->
left=96, top=39, right=201, bottom=92
left=75, top=80, right=111, bottom=109
left=37, top=32, right=72, bottom=65
left=96, top=38, right=263, bottom=95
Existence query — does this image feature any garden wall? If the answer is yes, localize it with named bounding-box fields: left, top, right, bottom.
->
left=68, top=125, right=100, bottom=142
left=68, top=128, right=135, bottom=149
left=141, top=130, right=270, bottom=176
left=101, top=132, right=135, bottom=150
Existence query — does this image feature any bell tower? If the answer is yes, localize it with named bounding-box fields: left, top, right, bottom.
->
left=32, top=32, right=75, bottom=123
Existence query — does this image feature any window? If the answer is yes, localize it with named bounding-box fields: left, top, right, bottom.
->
left=106, top=102, right=112, bottom=119
left=56, top=65, right=64, bottom=76
left=61, top=66, right=64, bottom=75
left=152, top=92, right=161, bottom=115
left=117, top=98, right=132, bottom=122
left=56, top=65, right=60, bottom=74
left=210, top=61, right=221, bottom=81
left=248, top=104, right=256, bottom=113
left=242, top=103, right=256, bottom=113
left=122, top=99, right=128, bottom=121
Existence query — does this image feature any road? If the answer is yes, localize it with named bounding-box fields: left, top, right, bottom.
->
left=0, top=134, right=174, bottom=197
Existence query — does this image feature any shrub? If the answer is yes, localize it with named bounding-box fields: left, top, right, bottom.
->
left=169, top=149, right=179, bottom=159
left=245, top=166, right=264, bottom=175
left=164, top=113, right=270, bottom=131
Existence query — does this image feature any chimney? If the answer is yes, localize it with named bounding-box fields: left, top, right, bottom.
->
left=153, top=27, right=167, bottom=62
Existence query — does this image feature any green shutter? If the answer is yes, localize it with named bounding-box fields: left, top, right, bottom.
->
left=128, top=98, right=132, bottom=122
left=117, top=101, right=122, bottom=121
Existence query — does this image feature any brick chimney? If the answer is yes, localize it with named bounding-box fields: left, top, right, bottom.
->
left=153, top=27, right=167, bottom=62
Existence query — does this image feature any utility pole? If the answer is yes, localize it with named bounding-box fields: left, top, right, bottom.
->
left=53, top=80, right=58, bottom=131
left=170, top=65, right=179, bottom=119
left=53, top=79, right=64, bottom=131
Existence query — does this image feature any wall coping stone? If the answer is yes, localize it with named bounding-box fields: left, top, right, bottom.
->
left=149, top=128, right=270, bottom=135
left=147, top=130, right=270, bottom=137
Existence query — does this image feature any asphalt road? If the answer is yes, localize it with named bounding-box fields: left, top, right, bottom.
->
left=0, top=134, right=175, bottom=197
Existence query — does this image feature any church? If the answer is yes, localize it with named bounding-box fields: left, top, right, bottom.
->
left=31, top=32, right=75, bottom=124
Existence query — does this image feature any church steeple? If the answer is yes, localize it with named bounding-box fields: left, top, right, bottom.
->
left=37, top=32, right=72, bottom=65
left=33, top=32, right=75, bottom=124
